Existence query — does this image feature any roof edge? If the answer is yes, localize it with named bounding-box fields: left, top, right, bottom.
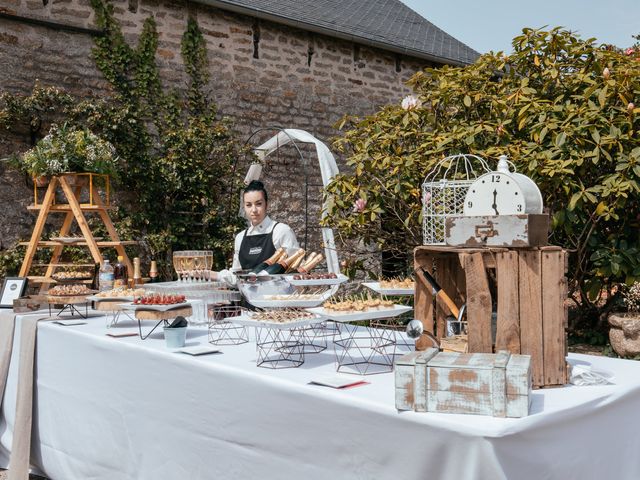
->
left=192, top=0, right=473, bottom=66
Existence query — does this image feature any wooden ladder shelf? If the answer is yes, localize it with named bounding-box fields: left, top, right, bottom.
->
left=19, top=174, right=136, bottom=290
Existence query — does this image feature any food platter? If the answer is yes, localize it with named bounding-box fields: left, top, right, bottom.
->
left=86, top=295, right=135, bottom=302
left=285, top=273, right=348, bottom=287
left=226, top=312, right=323, bottom=330
left=306, top=304, right=412, bottom=322
left=246, top=291, right=333, bottom=308
left=362, top=282, right=414, bottom=296
left=120, top=301, right=192, bottom=312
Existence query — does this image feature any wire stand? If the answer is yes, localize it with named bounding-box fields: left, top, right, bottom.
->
left=370, top=317, right=415, bottom=355
left=332, top=321, right=397, bottom=375
left=255, top=327, right=305, bottom=369
left=105, top=310, right=135, bottom=328
left=208, top=303, right=249, bottom=345
left=51, top=302, right=89, bottom=318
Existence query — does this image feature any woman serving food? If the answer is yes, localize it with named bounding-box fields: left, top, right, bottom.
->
left=212, top=180, right=300, bottom=284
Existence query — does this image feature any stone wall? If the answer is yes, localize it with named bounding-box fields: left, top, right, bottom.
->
left=0, top=0, right=434, bottom=258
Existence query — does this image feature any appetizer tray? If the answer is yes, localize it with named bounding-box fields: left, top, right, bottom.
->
left=285, top=273, right=348, bottom=287
left=120, top=301, right=192, bottom=312
left=306, top=304, right=412, bottom=322
left=362, top=282, right=414, bottom=296
left=46, top=293, right=96, bottom=304
left=246, top=290, right=333, bottom=308
left=87, top=295, right=135, bottom=302
left=226, top=313, right=323, bottom=330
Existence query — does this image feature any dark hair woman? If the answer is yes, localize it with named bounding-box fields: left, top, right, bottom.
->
left=211, top=180, right=299, bottom=283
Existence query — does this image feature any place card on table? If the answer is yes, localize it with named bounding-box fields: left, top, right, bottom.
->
left=106, top=331, right=139, bottom=338
left=309, top=374, right=370, bottom=389
left=174, top=345, right=222, bottom=356
left=53, top=320, right=88, bottom=326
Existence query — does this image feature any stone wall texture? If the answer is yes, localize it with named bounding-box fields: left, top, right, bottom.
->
left=0, top=0, right=435, bottom=263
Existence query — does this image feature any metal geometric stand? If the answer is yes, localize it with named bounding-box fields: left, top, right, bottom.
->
left=208, top=304, right=249, bottom=345
left=255, top=327, right=305, bottom=369
left=332, top=322, right=396, bottom=375
left=298, top=322, right=330, bottom=354
left=137, top=318, right=169, bottom=340
left=370, top=318, right=415, bottom=355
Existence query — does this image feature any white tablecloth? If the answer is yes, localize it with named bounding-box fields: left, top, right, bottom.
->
left=2, top=313, right=640, bottom=480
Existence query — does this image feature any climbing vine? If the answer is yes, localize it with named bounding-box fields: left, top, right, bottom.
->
left=0, top=1, right=246, bottom=279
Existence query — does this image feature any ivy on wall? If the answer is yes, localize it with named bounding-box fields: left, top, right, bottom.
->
left=0, top=1, right=247, bottom=279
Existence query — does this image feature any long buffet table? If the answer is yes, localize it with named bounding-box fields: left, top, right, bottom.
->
left=2, top=312, right=640, bottom=480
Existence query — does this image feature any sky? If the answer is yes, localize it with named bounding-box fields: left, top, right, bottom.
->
left=400, top=0, right=639, bottom=54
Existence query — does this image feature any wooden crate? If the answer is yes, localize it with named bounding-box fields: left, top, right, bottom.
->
left=445, top=214, right=549, bottom=247
left=395, top=350, right=532, bottom=418
left=413, top=245, right=568, bottom=388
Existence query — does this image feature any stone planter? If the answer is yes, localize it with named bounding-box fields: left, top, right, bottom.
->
left=608, top=312, right=640, bottom=357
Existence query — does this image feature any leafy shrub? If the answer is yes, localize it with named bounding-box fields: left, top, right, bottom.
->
left=323, top=27, right=640, bottom=324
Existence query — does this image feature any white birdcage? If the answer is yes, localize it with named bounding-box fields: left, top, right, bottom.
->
left=422, top=154, right=491, bottom=245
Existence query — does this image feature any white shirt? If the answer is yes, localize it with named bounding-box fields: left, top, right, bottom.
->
left=218, top=216, right=299, bottom=285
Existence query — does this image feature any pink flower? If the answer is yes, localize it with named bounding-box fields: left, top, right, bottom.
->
left=401, top=95, right=422, bottom=111
left=353, top=198, right=367, bottom=213
left=603, top=67, right=611, bottom=79
left=625, top=48, right=635, bottom=56
left=423, top=191, right=432, bottom=205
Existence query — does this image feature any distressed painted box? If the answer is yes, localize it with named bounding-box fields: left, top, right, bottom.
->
left=444, top=214, right=549, bottom=248
left=395, top=350, right=532, bottom=418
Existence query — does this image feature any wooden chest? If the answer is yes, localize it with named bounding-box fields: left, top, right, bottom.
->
left=395, top=349, right=532, bottom=418
left=445, top=214, right=549, bottom=248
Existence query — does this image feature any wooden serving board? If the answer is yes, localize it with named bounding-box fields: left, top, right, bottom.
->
left=94, top=299, right=129, bottom=311
left=134, top=306, right=192, bottom=321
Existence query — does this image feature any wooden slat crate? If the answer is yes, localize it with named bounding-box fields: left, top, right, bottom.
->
left=413, top=245, right=568, bottom=388
left=395, top=349, right=532, bottom=418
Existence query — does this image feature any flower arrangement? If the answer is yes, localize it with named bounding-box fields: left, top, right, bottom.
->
left=18, top=123, right=120, bottom=178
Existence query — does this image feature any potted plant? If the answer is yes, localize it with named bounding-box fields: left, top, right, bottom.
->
left=608, top=282, right=640, bottom=357
left=15, top=123, right=120, bottom=183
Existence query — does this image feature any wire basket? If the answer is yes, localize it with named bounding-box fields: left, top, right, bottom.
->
left=422, top=154, right=491, bottom=245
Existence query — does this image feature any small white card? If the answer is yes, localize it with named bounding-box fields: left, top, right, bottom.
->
left=106, top=331, right=139, bottom=338
left=53, top=320, right=88, bottom=326
left=309, top=374, right=370, bottom=389
left=175, top=345, right=222, bottom=356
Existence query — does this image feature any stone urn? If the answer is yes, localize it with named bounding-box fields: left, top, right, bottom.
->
left=608, top=313, right=640, bottom=357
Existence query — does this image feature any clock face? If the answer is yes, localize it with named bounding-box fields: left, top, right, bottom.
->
left=464, top=172, right=526, bottom=216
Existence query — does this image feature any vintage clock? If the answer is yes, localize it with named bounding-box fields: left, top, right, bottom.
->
left=463, top=155, right=543, bottom=216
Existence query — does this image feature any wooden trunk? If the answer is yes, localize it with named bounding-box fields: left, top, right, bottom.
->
left=445, top=214, right=549, bottom=248
left=395, top=350, right=532, bottom=418
left=413, top=245, right=568, bottom=388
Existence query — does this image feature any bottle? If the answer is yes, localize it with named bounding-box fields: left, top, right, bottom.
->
left=98, top=259, right=115, bottom=291
left=113, top=255, right=128, bottom=288
left=250, top=247, right=286, bottom=274
left=297, top=252, right=324, bottom=273
left=263, top=248, right=306, bottom=275
left=133, top=257, right=142, bottom=285
left=149, top=259, right=159, bottom=283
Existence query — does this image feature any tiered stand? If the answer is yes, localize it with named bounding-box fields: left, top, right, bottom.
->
left=19, top=174, right=137, bottom=292
left=413, top=245, right=568, bottom=388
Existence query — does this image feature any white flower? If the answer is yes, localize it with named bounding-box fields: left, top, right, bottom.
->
left=401, top=95, right=422, bottom=111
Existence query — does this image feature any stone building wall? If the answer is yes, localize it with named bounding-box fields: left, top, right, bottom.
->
left=0, top=0, right=435, bottom=257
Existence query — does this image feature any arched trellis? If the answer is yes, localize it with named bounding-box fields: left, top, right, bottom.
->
left=237, top=127, right=340, bottom=274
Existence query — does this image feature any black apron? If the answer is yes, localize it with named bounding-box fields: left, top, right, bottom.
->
left=238, top=222, right=278, bottom=270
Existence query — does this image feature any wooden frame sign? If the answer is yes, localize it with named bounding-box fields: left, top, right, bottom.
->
left=0, top=277, right=28, bottom=308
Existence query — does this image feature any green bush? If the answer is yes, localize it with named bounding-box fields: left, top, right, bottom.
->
left=323, top=27, right=640, bottom=325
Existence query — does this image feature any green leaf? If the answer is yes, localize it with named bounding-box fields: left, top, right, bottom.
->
left=463, top=95, right=472, bottom=107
